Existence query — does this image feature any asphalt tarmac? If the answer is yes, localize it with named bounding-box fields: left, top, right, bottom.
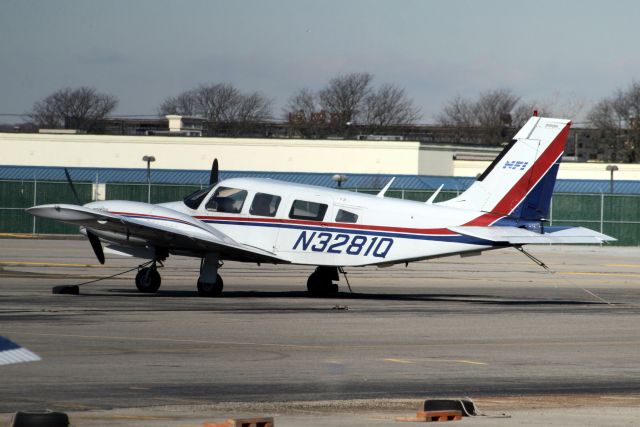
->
left=1, top=238, right=639, bottom=425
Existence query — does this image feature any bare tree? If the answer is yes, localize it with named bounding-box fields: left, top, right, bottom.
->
left=159, top=90, right=198, bottom=116
left=318, top=72, right=373, bottom=125
left=284, top=74, right=419, bottom=137
left=284, top=88, right=329, bottom=138
left=284, top=88, right=318, bottom=123
left=31, top=87, right=117, bottom=131
left=587, top=81, right=640, bottom=162
left=236, top=91, right=273, bottom=123
left=159, top=83, right=273, bottom=135
left=438, top=89, right=523, bottom=127
left=362, top=84, right=421, bottom=127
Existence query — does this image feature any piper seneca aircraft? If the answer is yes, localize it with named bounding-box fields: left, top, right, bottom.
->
left=28, top=115, right=614, bottom=297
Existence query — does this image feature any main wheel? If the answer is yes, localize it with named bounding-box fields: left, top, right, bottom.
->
left=307, top=272, right=338, bottom=297
left=197, top=274, right=223, bottom=297
left=135, top=267, right=161, bottom=293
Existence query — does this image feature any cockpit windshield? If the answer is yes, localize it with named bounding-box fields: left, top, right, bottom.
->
left=183, top=185, right=214, bottom=210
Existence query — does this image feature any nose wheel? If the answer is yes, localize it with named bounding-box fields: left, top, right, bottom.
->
left=135, top=265, right=161, bottom=293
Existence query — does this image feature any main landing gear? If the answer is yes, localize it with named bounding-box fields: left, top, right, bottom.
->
left=197, top=253, right=224, bottom=297
left=307, top=266, right=340, bottom=297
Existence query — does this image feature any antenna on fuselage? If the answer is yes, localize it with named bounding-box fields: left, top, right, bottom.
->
left=376, top=177, right=396, bottom=197
left=426, top=184, right=444, bottom=204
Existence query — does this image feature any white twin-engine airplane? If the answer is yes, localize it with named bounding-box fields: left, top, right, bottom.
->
left=28, top=115, right=614, bottom=297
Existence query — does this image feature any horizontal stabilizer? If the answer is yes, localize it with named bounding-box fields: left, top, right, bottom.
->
left=449, top=226, right=616, bottom=244
left=0, top=336, right=41, bottom=366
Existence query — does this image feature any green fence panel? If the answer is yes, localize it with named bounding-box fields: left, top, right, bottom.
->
left=0, top=181, right=35, bottom=208
left=35, top=182, right=93, bottom=205
left=0, top=209, right=33, bottom=233
left=602, top=222, right=640, bottom=246
left=603, top=194, right=640, bottom=221
left=551, top=194, right=602, bottom=222
left=106, top=184, right=148, bottom=202
left=151, top=185, right=201, bottom=204
left=35, top=217, right=82, bottom=235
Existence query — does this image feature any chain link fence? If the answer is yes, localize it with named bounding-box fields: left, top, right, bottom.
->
left=1, top=179, right=638, bottom=245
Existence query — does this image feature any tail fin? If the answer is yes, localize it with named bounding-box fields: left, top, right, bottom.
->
left=440, top=116, right=571, bottom=225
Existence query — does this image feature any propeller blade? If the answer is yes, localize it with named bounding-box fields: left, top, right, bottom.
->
left=86, top=229, right=105, bottom=264
left=209, top=158, right=219, bottom=185
left=63, top=168, right=82, bottom=204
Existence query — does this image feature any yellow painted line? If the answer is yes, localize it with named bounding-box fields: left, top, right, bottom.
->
left=560, top=271, right=640, bottom=278
left=0, top=261, right=98, bottom=267
left=0, top=233, right=40, bottom=239
left=452, top=359, right=487, bottom=365
left=600, top=395, right=640, bottom=400
left=384, top=358, right=414, bottom=364
left=605, top=264, right=640, bottom=268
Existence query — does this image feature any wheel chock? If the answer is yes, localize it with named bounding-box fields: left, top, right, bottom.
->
left=422, top=398, right=478, bottom=416
left=203, top=416, right=274, bottom=427
left=11, top=410, right=70, bottom=427
left=396, top=410, right=462, bottom=422
left=52, top=285, right=79, bottom=295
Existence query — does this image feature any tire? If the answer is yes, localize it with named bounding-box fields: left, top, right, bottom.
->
left=135, top=267, right=161, bottom=293
left=11, top=411, right=69, bottom=427
left=307, top=272, right=338, bottom=297
left=197, top=274, right=223, bottom=297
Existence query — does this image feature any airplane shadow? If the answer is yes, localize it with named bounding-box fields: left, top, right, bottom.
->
left=99, top=288, right=610, bottom=306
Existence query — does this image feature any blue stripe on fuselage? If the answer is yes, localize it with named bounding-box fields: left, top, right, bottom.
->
left=200, top=218, right=497, bottom=245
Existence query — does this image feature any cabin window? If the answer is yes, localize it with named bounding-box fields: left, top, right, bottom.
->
left=335, top=209, right=358, bottom=223
left=289, top=200, right=328, bottom=221
left=206, top=186, right=247, bottom=213
left=183, top=185, right=213, bottom=209
left=249, top=192, right=281, bottom=217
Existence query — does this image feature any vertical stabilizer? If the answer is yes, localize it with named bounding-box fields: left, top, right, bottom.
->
left=439, top=116, right=571, bottom=225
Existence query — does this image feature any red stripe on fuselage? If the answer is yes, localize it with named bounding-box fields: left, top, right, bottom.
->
left=464, top=122, right=570, bottom=226
left=194, top=215, right=456, bottom=235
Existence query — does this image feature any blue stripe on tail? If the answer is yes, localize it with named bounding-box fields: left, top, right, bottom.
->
left=494, top=160, right=560, bottom=226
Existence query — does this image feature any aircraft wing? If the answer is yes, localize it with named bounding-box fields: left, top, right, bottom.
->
left=27, top=204, right=288, bottom=264
left=449, top=226, right=616, bottom=244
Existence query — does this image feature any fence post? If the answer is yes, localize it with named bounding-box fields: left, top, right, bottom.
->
left=600, top=192, right=604, bottom=233
left=32, top=177, right=37, bottom=234
left=401, top=188, right=405, bottom=200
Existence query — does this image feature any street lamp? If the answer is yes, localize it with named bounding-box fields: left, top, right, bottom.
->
left=332, top=174, right=348, bottom=188
left=606, top=164, right=618, bottom=193
left=142, top=155, right=156, bottom=203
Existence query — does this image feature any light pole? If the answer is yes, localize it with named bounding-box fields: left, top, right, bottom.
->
left=142, top=155, right=156, bottom=203
left=606, top=164, right=618, bottom=193
left=332, top=174, right=348, bottom=188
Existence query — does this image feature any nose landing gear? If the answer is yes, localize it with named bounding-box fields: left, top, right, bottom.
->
left=135, top=262, right=162, bottom=293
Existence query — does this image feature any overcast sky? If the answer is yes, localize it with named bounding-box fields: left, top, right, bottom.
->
left=1, top=0, right=639, bottom=123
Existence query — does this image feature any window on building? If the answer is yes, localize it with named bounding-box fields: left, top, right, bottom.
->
left=249, top=193, right=281, bottom=217
left=335, top=209, right=358, bottom=223
left=205, top=187, right=247, bottom=213
left=289, top=200, right=328, bottom=221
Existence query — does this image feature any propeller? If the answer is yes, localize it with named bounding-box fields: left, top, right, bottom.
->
left=63, top=168, right=105, bottom=265
left=64, top=168, right=82, bottom=204
left=209, top=158, right=219, bottom=185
